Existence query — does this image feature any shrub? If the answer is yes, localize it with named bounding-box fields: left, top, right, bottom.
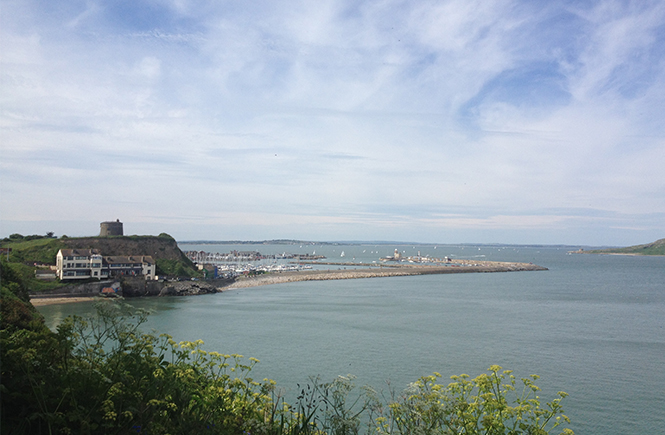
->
left=0, top=299, right=574, bottom=435
left=373, top=368, right=573, bottom=435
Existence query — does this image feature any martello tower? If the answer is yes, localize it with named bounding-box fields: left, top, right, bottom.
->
left=100, top=219, right=124, bottom=236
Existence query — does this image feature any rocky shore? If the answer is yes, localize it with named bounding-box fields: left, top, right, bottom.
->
left=30, top=260, right=546, bottom=305
left=29, top=277, right=233, bottom=306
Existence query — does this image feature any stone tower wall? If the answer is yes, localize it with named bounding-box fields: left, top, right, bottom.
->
left=100, top=220, right=124, bottom=236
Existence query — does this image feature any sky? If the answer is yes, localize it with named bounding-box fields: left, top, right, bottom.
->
left=1, top=0, right=664, bottom=246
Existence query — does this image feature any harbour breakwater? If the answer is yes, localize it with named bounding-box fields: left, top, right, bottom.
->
left=223, top=260, right=547, bottom=290
left=30, top=260, right=546, bottom=305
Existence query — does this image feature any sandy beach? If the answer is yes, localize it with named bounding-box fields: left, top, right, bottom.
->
left=30, top=296, right=101, bottom=306
left=30, top=260, right=546, bottom=306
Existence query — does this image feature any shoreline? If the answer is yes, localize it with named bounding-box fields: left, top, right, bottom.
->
left=31, top=260, right=547, bottom=306
left=31, top=296, right=102, bottom=306
left=221, top=260, right=546, bottom=289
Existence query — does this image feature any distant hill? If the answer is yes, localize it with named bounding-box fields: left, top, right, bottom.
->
left=584, top=238, right=665, bottom=256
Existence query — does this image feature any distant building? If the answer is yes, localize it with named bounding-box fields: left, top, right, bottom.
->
left=100, top=219, right=123, bottom=236
left=379, top=249, right=402, bottom=262
left=56, top=249, right=155, bottom=280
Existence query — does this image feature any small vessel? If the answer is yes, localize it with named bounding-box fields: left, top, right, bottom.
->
left=340, top=251, right=345, bottom=257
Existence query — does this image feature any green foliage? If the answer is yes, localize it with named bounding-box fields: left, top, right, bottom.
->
left=1, top=237, right=66, bottom=264
left=158, top=232, right=176, bottom=240
left=373, top=367, right=573, bottom=435
left=1, top=257, right=29, bottom=301
left=1, top=299, right=574, bottom=435
left=1, top=251, right=66, bottom=293
left=7, top=260, right=67, bottom=291
left=1, top=301, right=277, bottom=434
left=1, top=287, right=46, bottom=332
left=156, top=258, right=202, bottom=278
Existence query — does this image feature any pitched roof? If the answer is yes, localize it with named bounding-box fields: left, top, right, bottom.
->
left=58, top=249, right=101, bottom=257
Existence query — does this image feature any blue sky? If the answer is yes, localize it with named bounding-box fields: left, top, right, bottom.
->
left=1, top=0, right=664, bottom=245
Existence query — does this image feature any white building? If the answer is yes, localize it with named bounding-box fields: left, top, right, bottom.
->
left=56, top=249, right=155, bottom=281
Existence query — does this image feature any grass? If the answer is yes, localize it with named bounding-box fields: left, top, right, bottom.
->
left=155, top=258, right=203, bottom=278
left=8, top=262, right=67, bottom=291
left=1, top=237, right=66, bottom=264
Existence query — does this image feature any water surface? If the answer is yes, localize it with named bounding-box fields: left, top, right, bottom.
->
left=38, top=245, right=665, bottom=435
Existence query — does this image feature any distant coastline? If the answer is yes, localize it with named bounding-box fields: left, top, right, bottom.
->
left=178, top=240, right=586, bottom=249
left=568, top=238, right=665, bottom=256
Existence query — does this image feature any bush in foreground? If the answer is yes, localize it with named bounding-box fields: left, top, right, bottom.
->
left=0, top=295, right=573, bottom=434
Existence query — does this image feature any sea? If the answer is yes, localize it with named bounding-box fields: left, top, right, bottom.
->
left=37, top=243, right=665, bottom=435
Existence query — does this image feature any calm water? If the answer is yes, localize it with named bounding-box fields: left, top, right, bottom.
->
left=38, top=244, right=665, bottom=435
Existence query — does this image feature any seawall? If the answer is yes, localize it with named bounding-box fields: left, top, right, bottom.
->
left=223, top=261, right=547, bottom=290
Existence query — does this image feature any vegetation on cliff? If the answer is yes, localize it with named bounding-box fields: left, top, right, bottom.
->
left=1, top=235, right=66, bottom=264
left=1, top=267, right=574, bottom=434
left=0, top=233, right=200, bottom=291
left=584, top=238, right=665, bottom=256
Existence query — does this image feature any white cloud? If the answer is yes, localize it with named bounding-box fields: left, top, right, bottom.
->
left=1, top=0, right=664, bottom=244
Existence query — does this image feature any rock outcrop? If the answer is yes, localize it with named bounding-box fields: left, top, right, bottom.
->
left=62, top=235, right=189, bottom=262
left=30, top=277, right=234, bottom=300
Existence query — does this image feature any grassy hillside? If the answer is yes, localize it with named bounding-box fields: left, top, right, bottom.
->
left=0, top=237, right=66, bottom=264
left=586, top=238, right=665, bottom=255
